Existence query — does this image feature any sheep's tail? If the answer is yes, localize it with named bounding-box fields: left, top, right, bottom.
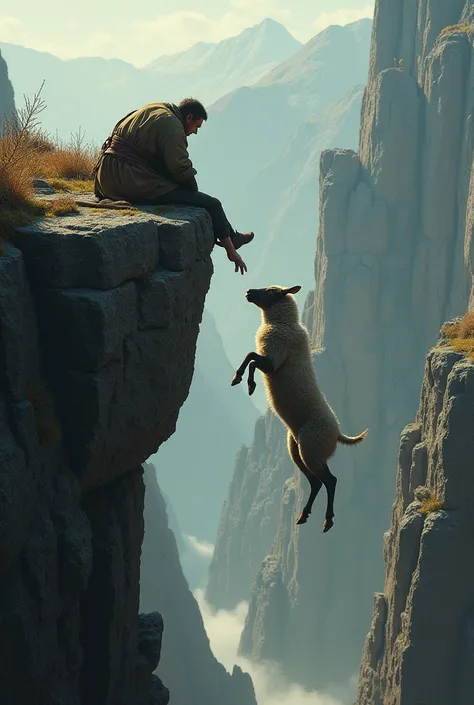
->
left=337, top=429, right=369, bottom=445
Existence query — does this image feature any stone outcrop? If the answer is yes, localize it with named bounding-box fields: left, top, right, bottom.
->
left=140, top=467, right=257, bottom=705
left=0, top=203, right=214, bottom=704
left=207, top=0, right=474, bottom=693
left=206, top=411, right=292, bottom=609
left=0, top=48, right=15, bottom=127
left=357, top=334, right=474, bottom=705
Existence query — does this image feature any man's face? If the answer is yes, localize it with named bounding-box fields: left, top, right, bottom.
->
left=184, top=115, right=204, bottom=136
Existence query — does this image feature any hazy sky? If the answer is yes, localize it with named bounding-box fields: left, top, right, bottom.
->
left=0, top=0, right=374, bottom=66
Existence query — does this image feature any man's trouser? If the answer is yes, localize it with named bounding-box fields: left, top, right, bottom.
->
left=151, top=188, right=234, bottom=244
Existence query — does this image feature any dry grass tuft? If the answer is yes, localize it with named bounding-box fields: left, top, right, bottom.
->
left=45, top=196, right=79, bottom=217
left=0, top=84, right=46, bottom=222
left=418, top=492, right=444, bottom=516
left=441, top=23, right=474, bottom=36
left=47, top=177, right=95, bottom=193
left=441, top=311, right=474, bottom=360
left=0, top=83, right=98, bottom=246
left=87, top=207, right=137, bottom=216
left=0, top=202, right=42, bottom=240
left=37, top=128, right=98, bottom=181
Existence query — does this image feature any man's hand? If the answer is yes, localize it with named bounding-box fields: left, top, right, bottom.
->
left=221, top=237, right=248, bottom=274
left=227, top=249, right=247, bottom=275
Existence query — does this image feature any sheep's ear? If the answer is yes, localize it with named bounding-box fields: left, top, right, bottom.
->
left=284, top=285, right=301, bottom=295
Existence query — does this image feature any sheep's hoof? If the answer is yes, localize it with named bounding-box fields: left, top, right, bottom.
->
left=248, top=380, right=256, bottom=396
left=323, top=518, right=334, bottom=533
left=296, top=512, right=307, bottom=525
left=231, top=373, right=242, bottom=386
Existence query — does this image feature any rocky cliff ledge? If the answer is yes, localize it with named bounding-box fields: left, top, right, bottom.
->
left=357, top=330, right=474, bottom=705
left=0, top=205, right=213, bottom=704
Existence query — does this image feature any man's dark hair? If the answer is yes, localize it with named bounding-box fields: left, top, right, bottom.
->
left=178, top=98, right=208, bottom=121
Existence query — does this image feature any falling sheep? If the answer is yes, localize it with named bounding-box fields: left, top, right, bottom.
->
left=231, top=285, right=368, bottom=532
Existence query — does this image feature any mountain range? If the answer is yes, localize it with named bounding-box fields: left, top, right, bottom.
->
left=0, top=18, right=300, bottom=144
left=146, top=18, right=301, bottom=104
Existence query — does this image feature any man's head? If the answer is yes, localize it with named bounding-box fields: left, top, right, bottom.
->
left=178, top=98, right=208, bottom=136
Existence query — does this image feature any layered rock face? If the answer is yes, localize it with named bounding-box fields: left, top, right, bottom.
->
left=0, top=205, right=213, bottom=704
left=208, top=0, right=474, bottom=693
left=140, top=467, right=257, bottom=705
left=206, top=410, right=293, bottom=610
left=357, top=338, right=474, bottom=705
left=0, top=48, right=15, bottom=127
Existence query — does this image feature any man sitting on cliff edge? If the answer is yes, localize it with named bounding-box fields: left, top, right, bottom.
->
left=94, top=98, right=253, bottom=275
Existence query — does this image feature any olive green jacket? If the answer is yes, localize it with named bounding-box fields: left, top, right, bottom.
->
left=94, top=102, right=197, bottom=201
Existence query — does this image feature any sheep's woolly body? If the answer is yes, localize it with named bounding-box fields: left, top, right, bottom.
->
left=232, top=284, right=367, bottom=530
left=256, top=294, right=340, bottom=460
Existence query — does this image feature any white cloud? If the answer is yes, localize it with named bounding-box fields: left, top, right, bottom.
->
left=230, top=0, right=292, bottom=21
left=133, top=11, right=245, bottom=54
left=313, top=4, right=374, bottom=33
left=0, top=3, right=371, bottom=68
left=0, top=3, right=293, bottom=66
left=0, top=17, right=71, bottom=57
left=196, top=589, right=249, bottom=669
left=195, top=588, right=356, bottom=705
left=186, top=534, right=215, bottom=558
left=1, top=9, right=286, bottom=66
left=132, top=4, right=292, bottom=65
left=0, top=15, right=21, bottom=40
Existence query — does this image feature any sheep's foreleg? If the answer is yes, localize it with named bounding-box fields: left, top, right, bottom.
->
left=231, top=352, right=274, bottom=389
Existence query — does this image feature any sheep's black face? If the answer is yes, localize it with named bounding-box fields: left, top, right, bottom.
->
left=246, top=286, right=301, bottom=310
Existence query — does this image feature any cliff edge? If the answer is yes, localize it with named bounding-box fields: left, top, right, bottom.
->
left=0, top=204, right=213, bottom=704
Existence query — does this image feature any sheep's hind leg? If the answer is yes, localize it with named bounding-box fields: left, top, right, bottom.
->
left=319, top=463, right=337, bottom=533
left=298, top=433, right=337, bottom=533
left=247, top=361, right=257, bottom=395
left=287, top=432, right=322, bottom=525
